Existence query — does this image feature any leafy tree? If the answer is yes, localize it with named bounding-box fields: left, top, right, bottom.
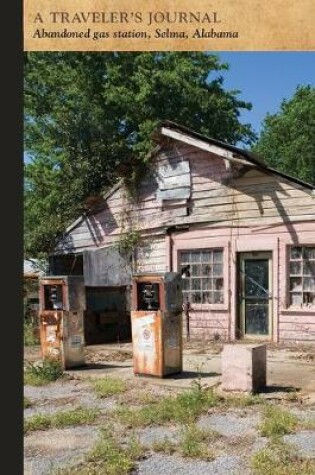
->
left=24, top=52, right=256, bottom=257
left=253, top=85, right=315, bottom=185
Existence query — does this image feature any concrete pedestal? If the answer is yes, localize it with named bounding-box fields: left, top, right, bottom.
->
left=221, top=344, right=266, bottom=393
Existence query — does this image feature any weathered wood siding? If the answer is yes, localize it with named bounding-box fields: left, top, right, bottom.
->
left=56, top=142, right=314, bottom=254
left=55, top=139, right=315, bottom=343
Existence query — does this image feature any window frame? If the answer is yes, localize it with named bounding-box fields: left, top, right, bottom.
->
left=175, top=240, right=229, bottom=311
left=287, top=244, right=315, bottom=310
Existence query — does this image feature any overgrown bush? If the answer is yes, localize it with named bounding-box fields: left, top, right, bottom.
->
left=24, top=320, right=39, bottom=346
left=24, top=358, right=63, bottom=386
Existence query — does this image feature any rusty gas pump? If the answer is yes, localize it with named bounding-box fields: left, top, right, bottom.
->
left=38, top=276, right=86, bottom=369
left=131, top=272, right=183, bottom=377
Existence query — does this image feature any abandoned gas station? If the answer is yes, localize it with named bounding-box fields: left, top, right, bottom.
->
left=41, top=121, right=315, bottom=353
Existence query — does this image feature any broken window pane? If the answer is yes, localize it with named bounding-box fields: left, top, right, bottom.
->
left=213, top=264, right=223, bottom=276
left=245, top=260, right=269, bottom=298
left=179, top=249, right=224, bottom=305
left=191, top=251, right=201, bottom=262
left=213, top=250, right=223, bottom=262
left=245, top=301, right=268, bottom=335
left=291, top=247, right=302, bottom=259
left=191, top=279, right=201, bottom=290
left=303, top=247, right=315, bottom=260
left=202, top=292, right=213, bottom=304
left=290, top=292, right=303, bottom=305
left=304, top=262, right=315, bottom=276
left=213, top=292, right=224, bottom=304
left=290, top=261, right=302, bottom=275
left=289, top=246, right=315, bottom=307
left=192, top=292, right=201, bottom=303
left=303, top=293, right=315, bottom=305
left=201, top=251, right=212, bottom=262
left=304, top=278, right=315, bottom=292
left=202, top=278, right=212, bottom=290
left=214, top=278, right=224, bottom=291
left=202, top=264, right=212, bottom=276
left=191, top=264, right=201, bottom=276
left=290, top=277, right=302, bottom=292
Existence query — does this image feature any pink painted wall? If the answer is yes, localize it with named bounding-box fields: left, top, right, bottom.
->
left=55, top=139, right=315, bottom=343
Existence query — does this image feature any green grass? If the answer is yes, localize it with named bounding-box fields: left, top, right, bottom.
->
left=151, top=437, right=177, bottom=455
left=24, top=358, right=64, bottom=386
left=179, top=423, right=217, bottom=460
left=24, top=396, right=33, bottom=408
left=252, top=439, right=315, bottom=475
left=258, top=405, right=299, bottom=437
left=53, top=427, right=145, bottom=475
left=24, top=321, right=40, bottom=346
left=24, top=406, right=100, bottom=434
left=92, top=377, right=127, bottom=398
left=115, top=388, right=221, bottom=428
left=224, top=393, right=264, bottom=407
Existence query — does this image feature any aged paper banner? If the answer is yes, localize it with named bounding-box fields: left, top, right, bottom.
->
left=24, top=0, right=315, bottom=51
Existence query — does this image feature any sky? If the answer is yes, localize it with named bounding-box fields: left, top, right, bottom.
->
left=212, top=52, right=315, bottom=138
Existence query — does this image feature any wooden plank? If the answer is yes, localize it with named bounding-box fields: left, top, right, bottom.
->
left=161, top=127, right=238, bottom=161
left=279, top=331, right=315, bottom=341
left=157, top=160, right=190, bottom=177
left=166, top=212, right=315, bottom=228
left=279, top=314, right=315, bottom=324
left=190, top=203, right=315, bottom=218
left=191, top=197, right=315, bottom=212
left=156, top=188, right=190, bottom=200
left=192, top=187, right=313, bottom=201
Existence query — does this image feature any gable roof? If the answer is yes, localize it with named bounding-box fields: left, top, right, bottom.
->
left=158, top=121, right=315, bottom=191
left=63, top=121, right=314, bottom=236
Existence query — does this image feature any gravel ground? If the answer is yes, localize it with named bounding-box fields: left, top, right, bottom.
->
left=24, top=425, right=99, bottom=475
left=133, top=453, right=248, bottom=475
left=137, top=425, right=180, bottom=446
left=24, top=344, right=315, bottom=474
left=197, top=412, right=261, bottom=438
left=24, top=379, right=117, bottom=417
left=283, top=431, right=315, bottom=458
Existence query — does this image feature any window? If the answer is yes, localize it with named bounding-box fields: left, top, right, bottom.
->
left=179, top=249, right=224, bottom=305
left=289, top=246, right=315, bottom=306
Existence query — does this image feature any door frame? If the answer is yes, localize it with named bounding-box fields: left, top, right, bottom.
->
left=238, top=251, right=273, bottom=340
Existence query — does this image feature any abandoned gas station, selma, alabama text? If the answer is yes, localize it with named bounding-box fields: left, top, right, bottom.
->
left=47, top=121, right=315, bottom=345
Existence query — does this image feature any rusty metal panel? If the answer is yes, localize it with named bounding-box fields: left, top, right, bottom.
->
left=39, top=310, right=64, bottom=361
left=38, top=276, right=85, bottom=369
left=131, top=310, right=163, bottom=377
left=131, top=272, right=183, bottom=377
left=62, top=311, right=85, bottom=368
left=163, top=313, right=183, bottom=375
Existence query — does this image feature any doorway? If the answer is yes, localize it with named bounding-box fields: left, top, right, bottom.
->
left=238, top=252, right=273, bottom=339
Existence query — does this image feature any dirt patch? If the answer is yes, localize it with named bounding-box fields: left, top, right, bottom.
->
left=85, top=348, right=133, bottom=363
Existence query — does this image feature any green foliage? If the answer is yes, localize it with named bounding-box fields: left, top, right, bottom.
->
left=252, top=439, right=315, bottom=475
left=115, top=387, right=221, bottom=427
left=24, top=406, right=99, bottom=434
left=115, top=229, right=141, bottom=256
left=24, top=396, right=33, bottom=408
left=24, top=321, right=39, bottom=346
left=54, top=427, right=144, bottom=475
left=24, top=413, right=51, bottom=433
left=258, top=405, right=298, bottom=437
left=24, top=358, right=63, bottom=386
left=151, top=437, right=177, bottom=455
left=179, top=423, right=217, bottom=460
left=92, top=377, right=127, bottom=398
left=254, top=85, right=315, bottom=185
left=24, top=52, right=255, bottom=256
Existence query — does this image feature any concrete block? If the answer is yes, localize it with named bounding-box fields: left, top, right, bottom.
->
left=221, top=344, right=266, bottom=393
